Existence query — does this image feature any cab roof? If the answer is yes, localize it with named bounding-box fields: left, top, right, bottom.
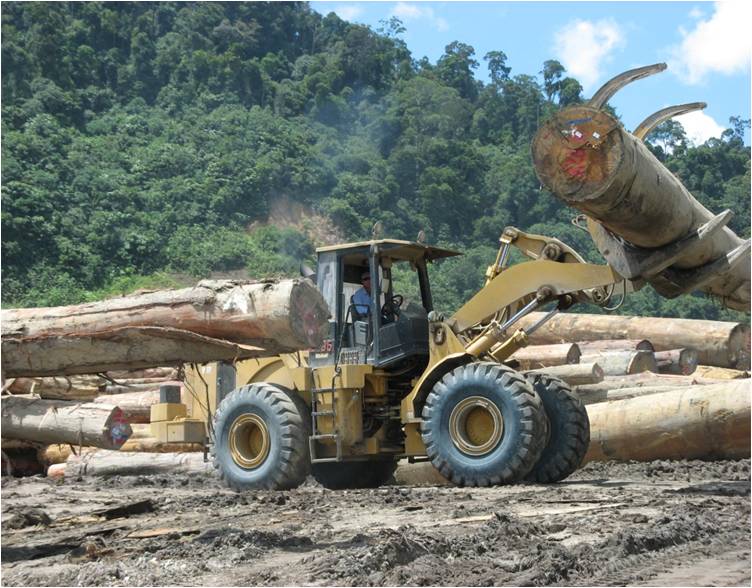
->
left=316, top=239, right=462, bottom=262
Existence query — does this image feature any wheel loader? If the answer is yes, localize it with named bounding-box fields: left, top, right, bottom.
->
left=149, top=62, right=749, bottom=490
left=165, top=226, right=627, bottom=490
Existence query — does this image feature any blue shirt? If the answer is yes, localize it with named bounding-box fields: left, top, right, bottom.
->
left=352, top=287, right=371, bottom=316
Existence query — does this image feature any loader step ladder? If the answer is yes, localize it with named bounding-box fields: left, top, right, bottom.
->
left=309, top=386, right=342, bottom=463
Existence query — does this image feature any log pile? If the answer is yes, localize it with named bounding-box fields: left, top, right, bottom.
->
left=1, top=278, right=330, bottom=377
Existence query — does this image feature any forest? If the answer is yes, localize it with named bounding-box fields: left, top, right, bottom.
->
left=2, top=2, right=749, bottom=320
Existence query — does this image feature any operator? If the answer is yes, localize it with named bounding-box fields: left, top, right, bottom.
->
left=351, top=271, right=372, bottom=320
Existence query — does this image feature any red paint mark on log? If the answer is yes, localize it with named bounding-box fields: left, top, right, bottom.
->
left=561, top=148, right=589, bottom=179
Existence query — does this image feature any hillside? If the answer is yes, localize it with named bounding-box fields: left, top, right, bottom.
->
left=1, top=2, right=749, bottom=319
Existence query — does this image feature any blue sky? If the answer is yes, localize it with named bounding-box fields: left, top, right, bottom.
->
left=311, top=1, right=751, bottom=145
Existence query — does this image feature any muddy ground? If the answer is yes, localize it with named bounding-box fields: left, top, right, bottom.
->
left=1, top=459, right=750, bottom=587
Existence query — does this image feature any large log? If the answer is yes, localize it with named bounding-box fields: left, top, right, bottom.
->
left=584, top=381, right=750, bottom=462
left=91, top=390, right=161, bottom=424
left=516, top=312, right=750, bottom=369
left=50, top=450, right=212, bottom=478
left=527, top=362, right=603, bottom=385
left=532, top=103, right=750, bottom=311
left=1, top=279, right=330, bottom=378
left=508, top=343, right=580, bottom=370
left=39, top=437, right=203, bottom=466
left=576, top=339, right=654, bottom=353
left=4, top=371, right=180, bottom=401
left=0, top=397, right=131, bottom=449
left=654, top=348, right=699, bottom=375
left=579, top=350, right=657, bottom=376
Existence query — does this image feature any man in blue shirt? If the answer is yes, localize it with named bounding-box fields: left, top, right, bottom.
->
left=351, top=271, right=371, bottom=319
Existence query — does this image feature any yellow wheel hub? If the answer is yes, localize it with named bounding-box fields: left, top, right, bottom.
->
left=228, top=413, right=270, bottom=469
left=449, top=396, right=504, bottom=456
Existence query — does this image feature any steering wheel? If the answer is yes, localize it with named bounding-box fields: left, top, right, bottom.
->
left=381, top=295, right=404, bottom=323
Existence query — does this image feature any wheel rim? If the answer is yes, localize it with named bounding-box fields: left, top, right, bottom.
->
left=449, top=396, right=504, bottom=456
left=229, top=413, right=270, bottom=469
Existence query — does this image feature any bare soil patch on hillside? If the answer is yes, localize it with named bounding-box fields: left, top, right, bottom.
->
left=2, top=459, right=749, bottom=587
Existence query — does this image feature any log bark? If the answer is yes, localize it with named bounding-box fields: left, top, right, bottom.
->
left=532, top=105, right=750, bottom=311
left=106, top=367, right=178, bottom=380
left=508, top=343, right=581, bottom=370
left=51, top=450, right=212, bottom=478
left=528, top=362, right=604, bottom=385
left=574, top=372, right=740, bottom=403
left=0, top=397, right=132, bottom=449
left=576, top=339, right=654, bottom=353
left=654, top=348, right=699, bottom=375
left=583, top=381, right=751, bottom=462
left=1, top=278, right=330, bottom=378
left=579, top=350, right=657, bottom=376
left=516, top=312, right=750, bottom=369
left=91, top=391, right=161, bottom=424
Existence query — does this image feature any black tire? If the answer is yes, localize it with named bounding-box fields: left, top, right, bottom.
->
left=420, top=362, right=547, bottom=486
left=211, top=383, right=310, bottom=490
left=523, top=374, right=590, bottom=483
left=312, top=459, right=398, bottom=490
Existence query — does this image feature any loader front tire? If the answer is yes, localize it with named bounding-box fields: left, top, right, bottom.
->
left=523, top=374, right=590, bottom=483
left=421, top=362, right=546, bottom=486
left=212, top=383, right=310, bottom=490
left=312, top=459, right=397, bottom=490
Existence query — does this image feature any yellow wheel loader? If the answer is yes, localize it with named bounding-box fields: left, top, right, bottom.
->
left=152, top=63, right=747, bottom=490
left=173, top=226, right=626, bottom=490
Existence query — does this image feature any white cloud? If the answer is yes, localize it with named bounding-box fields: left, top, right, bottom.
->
left=553, top=19, right=625, bottom=90
left=330, top=4, right=364, bottom=21
left=675, top=110, right=727, bottom=145
left=391, top=2, right=449, bottom=32
left=669, top=2, right=751, bottom=84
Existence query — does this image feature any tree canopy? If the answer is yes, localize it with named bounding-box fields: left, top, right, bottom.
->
left=2, top=2, right=749, bottom=322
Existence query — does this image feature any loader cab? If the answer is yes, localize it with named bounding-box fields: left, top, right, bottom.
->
left=310, top=239, right=460, bottom=371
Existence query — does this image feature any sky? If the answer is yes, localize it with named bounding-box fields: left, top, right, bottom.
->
left=310, top=1, right=751, bottom=145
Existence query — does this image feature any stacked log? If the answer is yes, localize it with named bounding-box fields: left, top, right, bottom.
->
left=1, top=278, right=330, bottom=377
left=516, top=313, right=750, bottom=369
left=508, top=343, right=580, bottom=370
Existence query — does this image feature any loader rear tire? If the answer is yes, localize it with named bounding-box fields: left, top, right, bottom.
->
left=312, top=459, right=397, bottom=490
left=421, top=362, right=546, bottom=486
left=212, top=383, right=310, bottom=490
left=523, top=374, right=590, bottom=483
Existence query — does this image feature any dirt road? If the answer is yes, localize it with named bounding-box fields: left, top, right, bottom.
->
left=2, top=459, right=749, bottom=586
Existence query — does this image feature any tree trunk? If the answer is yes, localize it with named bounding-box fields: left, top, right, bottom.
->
left=509, top=343, right=581, bottom=370
left=693, top=365, right=749, bottom=380
left=1, top=278, right=330, bottom=378
left=654, top=348, right=699, bottom=375
left=579, top=350, right=657, bottom=376
left=0, top=397, right=132, bottom=449
left=516, top=312, right=750, bottom=370
left=532, top=105, right=750, bottom=311
left=527, top=362, right=604, bottom=385
left=574, top=372, right=738, bottom=403
left=91, top=391, right=161, bottom=424
left=583, top=381, right=751, bottom=462
left=5, top=376, right=102, bottom=401
left=51, top=450, right=212, bottom=478
left=576, top=339, right=654, bottom=353
left=39, top=437, right=203, bottom=466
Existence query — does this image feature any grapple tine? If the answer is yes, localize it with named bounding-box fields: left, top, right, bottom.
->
left=633, top=102, right=707, bottom=140
left=588, top=63, right=667, bottom=110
